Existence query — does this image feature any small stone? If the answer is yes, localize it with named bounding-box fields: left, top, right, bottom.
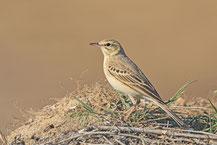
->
left=175, top=98, right=186, bottom=106
left=69, top=106, right=77, bottom=110
left=209, top=140, right=214, bottom=144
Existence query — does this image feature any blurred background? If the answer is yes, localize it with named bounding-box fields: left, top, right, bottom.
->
left=0, top=0, right=217, bottom=130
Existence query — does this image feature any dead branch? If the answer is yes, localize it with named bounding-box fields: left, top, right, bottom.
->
left=95, top=125, right=217, bottom=140
left=45, top=125, right=217, bottom=144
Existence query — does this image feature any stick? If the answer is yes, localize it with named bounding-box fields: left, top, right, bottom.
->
left=170, top=106, right=210, bottom=110
left=95, top=126, right=217, bottom=140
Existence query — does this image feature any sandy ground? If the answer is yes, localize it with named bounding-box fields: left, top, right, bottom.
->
left=2, top=82, right=217, bottom=144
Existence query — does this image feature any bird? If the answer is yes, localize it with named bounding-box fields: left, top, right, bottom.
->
left=89, top=39, right=185, bottom=128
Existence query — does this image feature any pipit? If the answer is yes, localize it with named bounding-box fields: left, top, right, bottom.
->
left=90, top=39, right=185, bottom=128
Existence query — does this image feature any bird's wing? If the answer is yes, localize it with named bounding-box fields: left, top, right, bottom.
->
left=106, top=60, right=163, bottom=102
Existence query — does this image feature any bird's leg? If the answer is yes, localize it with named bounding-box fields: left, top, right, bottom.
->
left=124, top=96, right=140, bottom=120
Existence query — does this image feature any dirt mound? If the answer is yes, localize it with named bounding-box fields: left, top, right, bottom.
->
left=3, top=82, right=217, bottom=144
left=5, top=82, right=118, bottom=144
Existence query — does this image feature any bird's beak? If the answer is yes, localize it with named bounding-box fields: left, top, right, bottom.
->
left=89, top=42, right=99, bottom=46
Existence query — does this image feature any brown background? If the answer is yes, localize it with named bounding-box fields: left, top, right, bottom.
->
left=0, top=0, right=217, bottom=130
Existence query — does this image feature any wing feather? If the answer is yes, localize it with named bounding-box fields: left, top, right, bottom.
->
left=107, top=66, right=163, bottom=102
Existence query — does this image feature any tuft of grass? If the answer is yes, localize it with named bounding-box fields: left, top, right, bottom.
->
left=167, top=80, right=197, bottom=104
left=70, top=96, right=101, bottom=124
left=206, top=99, right=217, bottom=133
left=209, top=99, right=217, bottom=114
left=130, top=109, right=149, bottom=122
left=72, top=95, right=94, bottom=113
left=189, top=99, right=217, bottom=133
left=189, top=113, right=209, bottom=131
left=69, top=109, right=93, bottom=125
left=102, top=107, right=120, bottom=116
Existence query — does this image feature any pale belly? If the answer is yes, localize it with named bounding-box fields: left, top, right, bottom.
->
left=105, top=74, right=139, bottom=96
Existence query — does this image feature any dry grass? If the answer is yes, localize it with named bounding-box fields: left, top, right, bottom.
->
left=4, top=81, right=217, bottom=145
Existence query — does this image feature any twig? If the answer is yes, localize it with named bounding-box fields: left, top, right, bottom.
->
left=95, top=126, right=217, bottom=140
left=58, top=131, right=144, bottom=144
left=114, top=139, right=124, bottom=145
left=103, top=136, right=113, bottom=145
left=140, top=137, right=163, bottom=144
left=56, top=125, right=217, bottom=144
left=170, top=138, right=194, bottom=143
left=140, top=136, right=146, bottom=145
left=170, top=106, right=210, bottom=110
left=171, top=128, right=217, bottom=137
left=85, top=143, right=109, bottom=145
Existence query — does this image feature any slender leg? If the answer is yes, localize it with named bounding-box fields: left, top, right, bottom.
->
left=124, top=96, right=140, bottom=120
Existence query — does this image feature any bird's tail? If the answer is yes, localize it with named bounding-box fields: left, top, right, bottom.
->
left=144, top=96, right=186, bottom=128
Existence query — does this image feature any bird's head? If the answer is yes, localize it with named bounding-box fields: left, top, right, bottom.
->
left=90, top=39, right=125, bottom=57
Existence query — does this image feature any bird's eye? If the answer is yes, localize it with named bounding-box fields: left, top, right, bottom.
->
left=106, top=43, right=111, bottom=46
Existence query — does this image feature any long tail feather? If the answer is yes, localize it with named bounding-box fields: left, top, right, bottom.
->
left=143, top=96, right=186, bottom=128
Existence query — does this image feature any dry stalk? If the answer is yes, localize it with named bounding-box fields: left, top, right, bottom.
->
left=95, top=125, right=217, bottom=140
